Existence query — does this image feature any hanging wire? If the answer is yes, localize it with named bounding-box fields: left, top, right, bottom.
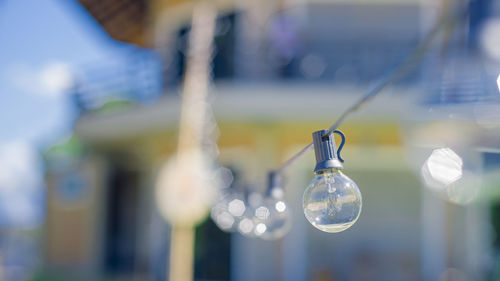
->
left=273, top=6, right=467, bottom=174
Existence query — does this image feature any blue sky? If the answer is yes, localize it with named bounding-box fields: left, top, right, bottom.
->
left=0, top=0, right=128, bottom=145
left=0, top=0, right=129, bottom=227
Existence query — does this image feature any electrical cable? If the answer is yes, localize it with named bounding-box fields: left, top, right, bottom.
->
left=273, top=6, right=466, bottom=174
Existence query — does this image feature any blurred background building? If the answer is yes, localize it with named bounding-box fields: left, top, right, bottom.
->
left=1, top=0, right=499, bottom=280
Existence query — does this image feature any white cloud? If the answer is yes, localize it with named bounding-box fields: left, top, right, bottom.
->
left=0, top=141, right=41, bottom=190
left=5, top=61, right=74, bottom=98
left=39, top=62, right=74, bottom=97
left=0, top=141, right=44, bottom=227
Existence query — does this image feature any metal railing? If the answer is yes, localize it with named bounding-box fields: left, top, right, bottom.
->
left=71, top=49, right=163, bottom=112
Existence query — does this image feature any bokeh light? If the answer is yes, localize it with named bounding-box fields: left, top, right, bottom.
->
left=421, top=147, right=481, bottom=205
left=421, top=148, right=463, bottom=190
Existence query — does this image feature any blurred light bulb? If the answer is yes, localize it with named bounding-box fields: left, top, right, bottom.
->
left=237, top=189, right=263, bottom=238
left=303, top=130, right=362, bottom=233
left=252, top=173, right=292, bottom=240
left=211, top=188, right=245, bottom=232
left=256, top=197, right=291, bottom=240
left=156, top=150, right=218, bottom=226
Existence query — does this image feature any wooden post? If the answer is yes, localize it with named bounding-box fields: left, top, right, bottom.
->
left=169, top=226, right=195, bottom=281
left=167, top=2, right=216, bottom=281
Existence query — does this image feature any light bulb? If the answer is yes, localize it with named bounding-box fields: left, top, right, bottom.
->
left=256, top=196, right=291, bottom=240
left=156, top=150, right=217, bottom=225
left=254, top=173, right=292, bottom=240
left=237, top=190, right=263, bottom=238
left=211, top=189, right=245, bottom=232
left=303, top=168, right=361, bottom=233
left=303, top=130, right=362, bottom=233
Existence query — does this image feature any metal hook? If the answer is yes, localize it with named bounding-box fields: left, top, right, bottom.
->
left=333, top=130, right=346, bottom=163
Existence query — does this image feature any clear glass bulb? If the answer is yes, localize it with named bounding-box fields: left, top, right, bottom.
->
left=303, top=169, right=362, bottom=233
left=237, top=191, right=263, bottom=238
left=211, top=189, right=245, bottom=232
left=255, top=196, right=291, bottom=240
left=238, top=207, right=259, bottom=238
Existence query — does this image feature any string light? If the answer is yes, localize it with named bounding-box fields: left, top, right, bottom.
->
left=254, top=173, right=292, bottom=240
left=268, top=8, right=464, bottom=233
left=210, top=167, right=248, bottom=232
left=211, top=174, right=292, bottom=240
left=303, top=130, right=362, bottom=233
left=210, top=7, right=465, bottom=236
left=211, top=187, right=246, bottom=232
left=237, top=188, right=264, bottom=238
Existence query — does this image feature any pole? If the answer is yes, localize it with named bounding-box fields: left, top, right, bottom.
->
left=167, top=2, right=216, bottom=281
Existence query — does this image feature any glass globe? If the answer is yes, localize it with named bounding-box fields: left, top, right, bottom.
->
left=211, top=189, right=245, bottom=232
left=237, top=191, right=263, bottom=238
left=237, top=209, right=259, bottom=238
left=156, top=151, right=218, bottom=225
left=255, top=195, right=291, bottom=240
left=303, top=168, right=362, bottom=233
